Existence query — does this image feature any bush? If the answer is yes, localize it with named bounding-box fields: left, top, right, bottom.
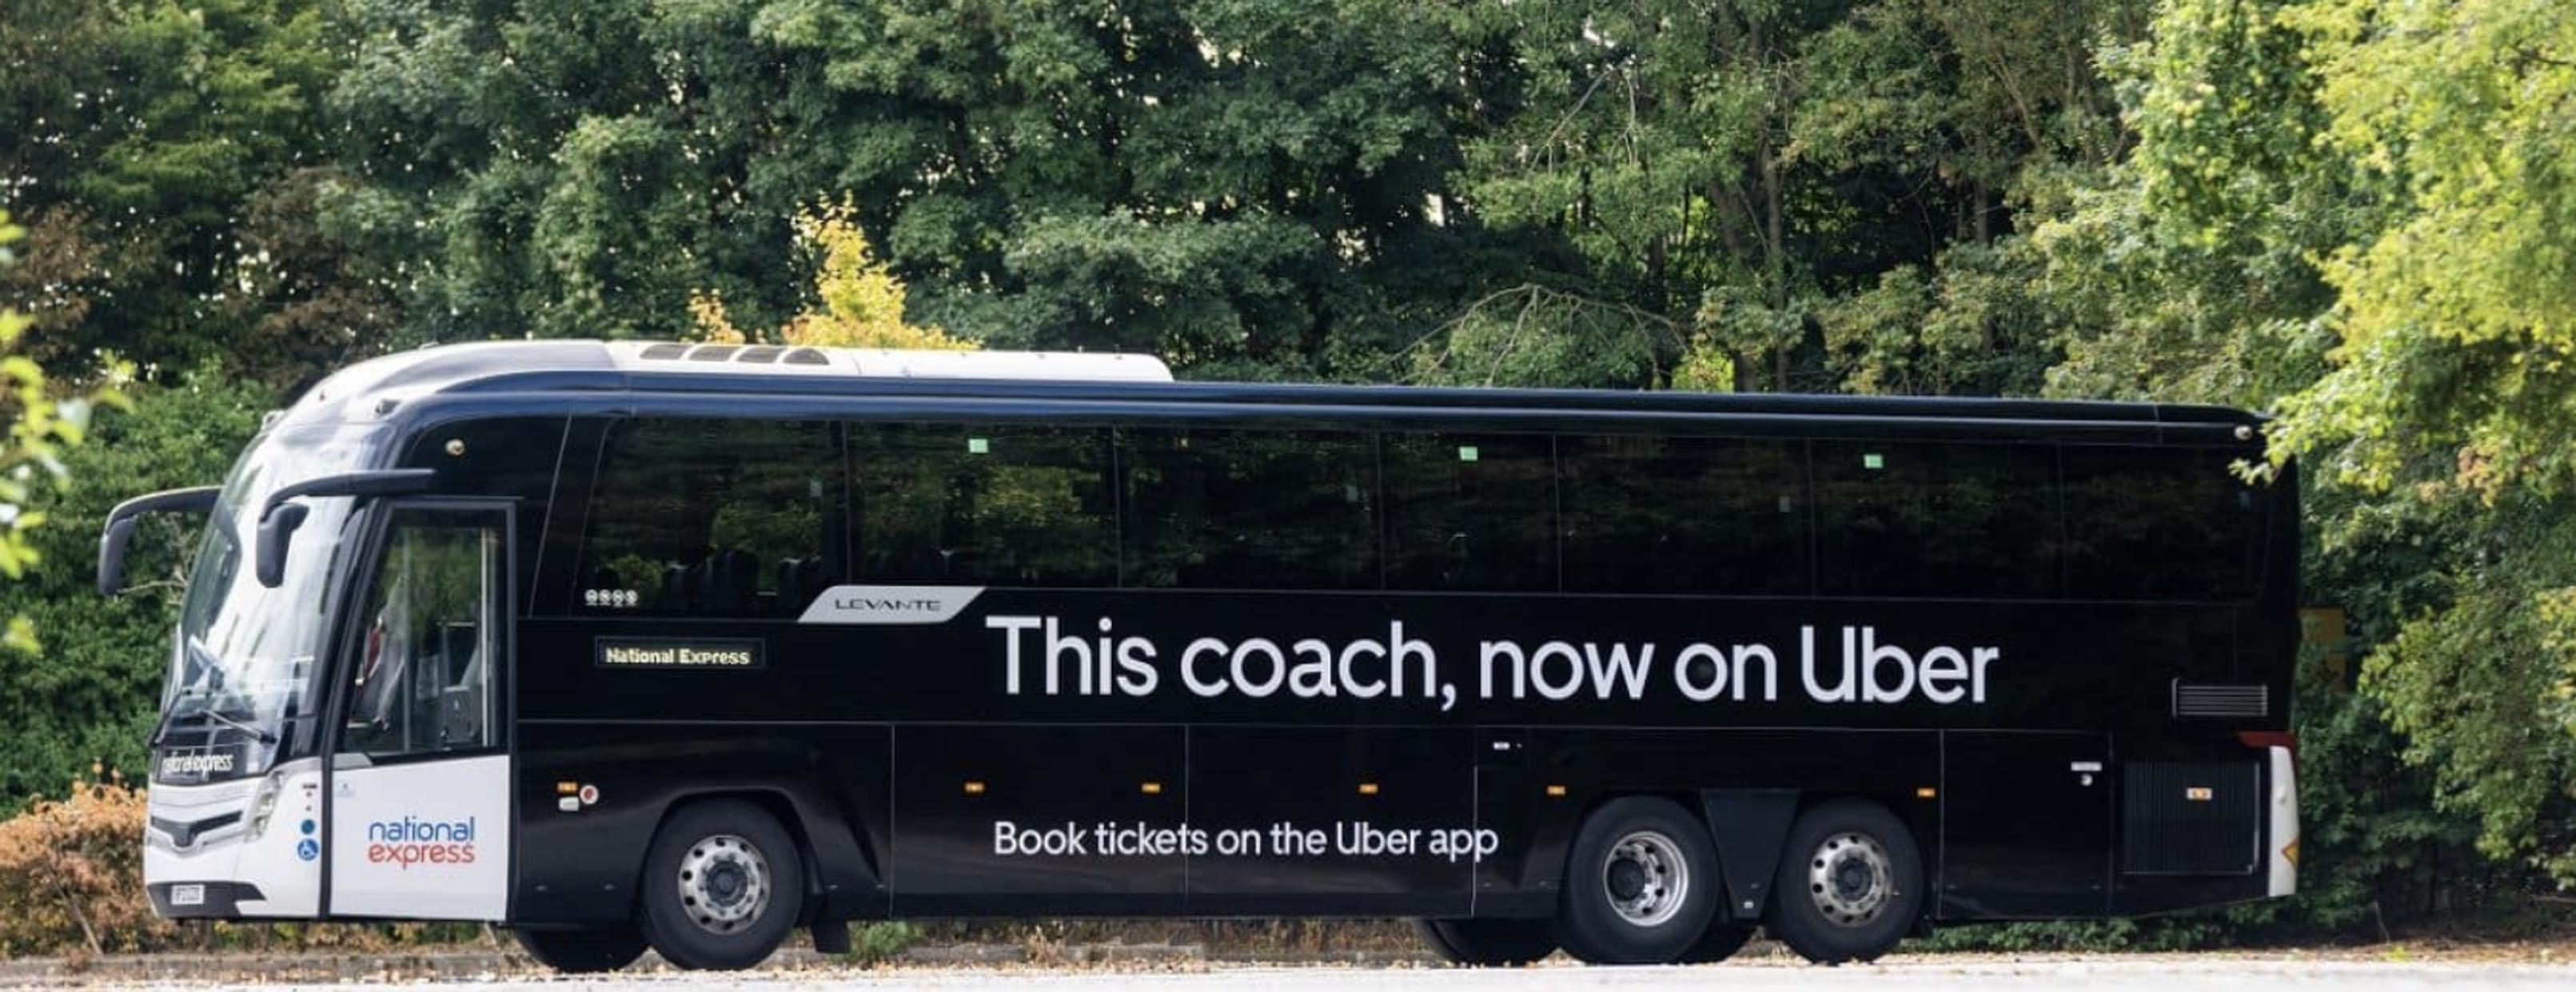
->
left=0, top=779, right=169, bottom=957
left=0, top=780, right=496, bottom=960
left=0, top=371, right=268, bottom=809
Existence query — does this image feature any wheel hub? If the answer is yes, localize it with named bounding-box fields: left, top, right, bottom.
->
left=676, top=834, right=772, bottom=934
left=1600, top=829, right=1690, bottom=928
left=1806, top=831, right=1894, bottom=928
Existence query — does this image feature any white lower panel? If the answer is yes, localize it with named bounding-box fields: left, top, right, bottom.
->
left=144, top=760, right=325, bottom=917
left=329, top=754, right=510, bottom=919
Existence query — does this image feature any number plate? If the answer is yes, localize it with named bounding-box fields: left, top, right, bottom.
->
left=169, top=883, right=205, bottom=906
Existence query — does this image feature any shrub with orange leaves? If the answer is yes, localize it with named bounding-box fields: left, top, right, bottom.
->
left=0, top=780, right=170, bottom=957
left=0, top=780, right=491, bottom=959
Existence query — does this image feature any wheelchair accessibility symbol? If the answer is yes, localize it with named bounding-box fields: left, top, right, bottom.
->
left=297, top=839, right=319, bottom=862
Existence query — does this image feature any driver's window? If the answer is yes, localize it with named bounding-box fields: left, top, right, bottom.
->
left=342, top=508, right=504, bottom=757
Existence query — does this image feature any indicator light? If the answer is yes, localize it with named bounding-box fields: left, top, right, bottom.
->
left=1916, top=787, right=1937, bottom=799
left=963, top=781, right=986, bottom=795
left=1545, top=784, right=1568, bottom=798
left=1140, top=781, right=1164, bottom=795
left=1358, top=783, right=1380, bottom=796
left=556, top=781, right=578, bottom=795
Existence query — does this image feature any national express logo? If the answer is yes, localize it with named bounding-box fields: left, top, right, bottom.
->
left=365, top=815, right=478, bottom=869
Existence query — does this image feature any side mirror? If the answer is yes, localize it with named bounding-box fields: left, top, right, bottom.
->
left=251, top=468, right=436, bottom=588
left=97, top=485, right=221, bottom=597
left=254, top=503, right=309, bottom=588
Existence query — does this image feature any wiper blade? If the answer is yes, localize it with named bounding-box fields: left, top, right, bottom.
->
left=196, top=707, right=277, bottom=744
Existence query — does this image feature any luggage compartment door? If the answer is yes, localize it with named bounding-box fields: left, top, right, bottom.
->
left=1938, top=731, right=2109, bottom=918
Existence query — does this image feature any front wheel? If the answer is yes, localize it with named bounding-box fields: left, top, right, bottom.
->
left=1767, top=798, right=1923, bottom=964
left=1554, top=796, right=1720, bottom=964
left=637, top=799, right=807, bottom=970
left=1415, top=918, right=1557, bottom=966
left=512, top=924, right=646, bottom=973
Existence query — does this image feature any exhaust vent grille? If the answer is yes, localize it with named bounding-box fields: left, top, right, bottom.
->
left=2172, top=681, right=2269, bottom=719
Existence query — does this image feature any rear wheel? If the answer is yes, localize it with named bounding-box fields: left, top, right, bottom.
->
left=1767, top=798, right=1922, bottom=964
left=1414, top=918, right=1557, bottom=966
left=637, top=799, right=806, bottom=970
left=512, top=924, right=646, bottom=973
left=1554, top=796, right=1719, bottom=964
left=1678, top=922, right=1757, bottom=964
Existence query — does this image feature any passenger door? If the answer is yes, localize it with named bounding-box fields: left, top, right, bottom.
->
left=327, top=502, right=515, bottom=920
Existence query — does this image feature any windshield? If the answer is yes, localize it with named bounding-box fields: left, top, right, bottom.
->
left=156, top=421, right=387, bottom=784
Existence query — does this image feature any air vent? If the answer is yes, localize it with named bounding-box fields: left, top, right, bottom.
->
left=2122, top=760, right=2260, bottom=874
left=2172, top=681, right=2268, bottom=719
left=783, top=348, right=829, bottom=365
left=737, top=345, right=784, bottom=364
left=686, top=345, right=739, bottom=361
left=639, top=343, right=688, bottom=360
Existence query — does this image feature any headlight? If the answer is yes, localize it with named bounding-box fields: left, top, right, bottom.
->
left=245, top=767, right=285, bottom=839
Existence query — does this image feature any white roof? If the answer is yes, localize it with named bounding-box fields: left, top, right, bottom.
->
left=605, top=341, right=1173, bottom=383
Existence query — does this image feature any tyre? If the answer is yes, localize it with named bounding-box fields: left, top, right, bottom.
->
left=1767, top=798, right=1923, bottom=964
left=1553, top=796, right=1720, bottom=964
left=1414, top=918, right=1557, bottom=966
left=636, top=799, right=807, bottom=970
left=1677, top=922, right=1757, bottom=964
left=512, top=923, right=647, bottom=973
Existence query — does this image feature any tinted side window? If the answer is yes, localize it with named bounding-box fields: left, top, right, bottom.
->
left=401, top=416, right=566, bottom=614
left=576, top=419, right=840, bottom=616
left=1559, top=435, right=1810, bottom=595
left=850, top=424, right=1116, bottom=586
left=1121, top=428, right=1377, bottom=589
left=1812, top=440, right=2057, bottom=597
left=2063, top=445, right=2262, bottom=600
left=1382, top=433, right=1556, bottom=591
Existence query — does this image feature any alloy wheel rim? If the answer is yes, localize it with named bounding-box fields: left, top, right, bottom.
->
left=676, top=833, right=772, bottom=935
left=1806, top=831, right=1895, bottom=927
left=1601, top=829, right=1691, bottom=927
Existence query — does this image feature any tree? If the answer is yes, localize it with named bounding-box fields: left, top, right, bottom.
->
left=0, top=210, right=131, bottom=656
left=692, top=199, right=974, bottom=351
left=1437, top=0, right=2143, bottom=393
left=2033, top=0, right=2576, bottom=891
left=325, top=0, right=1541, bottom=379
left=0, top=0, right=350, bottom=380
left=0, top=371, right=260, bottom=805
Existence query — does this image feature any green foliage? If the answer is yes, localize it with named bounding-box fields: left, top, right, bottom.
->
left=2, top=0, right=2573, bottom=943
left=0, top=373, right=265, bottom=805
left=2064, top=0, right=2576, bottom=888
left=1440, top=0, right=2141, bottom=392
left=2274, top=0, right=2576, bottom=500
left=843, top=921, right=921, bottom=966
left=325, top=0, right=1529, bottom=372
left=0, top=0, right=349, bottom=380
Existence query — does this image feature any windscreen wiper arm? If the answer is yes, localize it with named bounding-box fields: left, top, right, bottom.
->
left=194, top=707, right=277, bottom=745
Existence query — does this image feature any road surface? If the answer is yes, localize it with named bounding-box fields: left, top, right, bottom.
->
left=61, top=957, right=2571, bottom=990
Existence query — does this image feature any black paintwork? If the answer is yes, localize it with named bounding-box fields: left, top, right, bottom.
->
left=169, top=341, right=2296, bottom=927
